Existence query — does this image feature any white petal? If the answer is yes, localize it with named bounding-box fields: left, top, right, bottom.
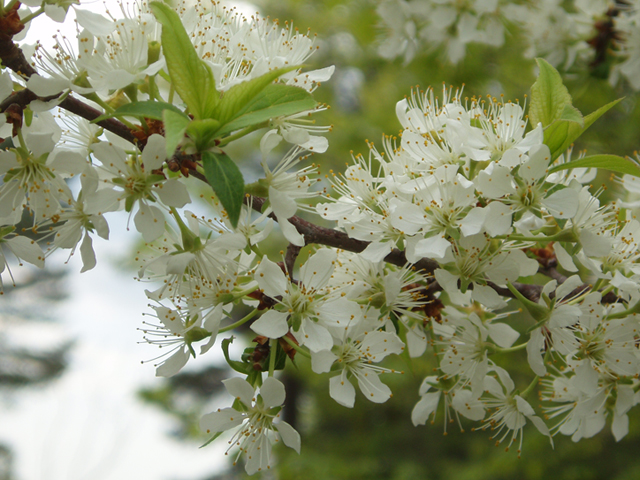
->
left=223, top=377, right=254, bottom=406
left=329, top=372, right=356, bottom=408
left=155, top=179, right=191, bottom=208
left=79, top=234, right=97, bottom=273
left=411, top=392, right=440, bottom=426
left=360, top=241, right=393, bottom=262
left=612, top=413, right=629, bottom=442
left=276, top=421, right=301, bottom=453
left=451, top=389, right=485, bottom=421
left=250, top=310, right=289, bottom=338
left=26, top=74, right=68, bottom=96
left=472, top=284, right=507, bottom=309
left=543, top=188, right=579, bottom=219
left=269, top=185, right=297, bottom=219
left=74, top=9, right=116, bottom=35
left=526, top=329, right=547, bottom=376
left=142, top=134, right=167, bottom=170
left=294, top=319, right=333, bottom=352
left=300, top=249, right=336, bottom=290
left=280, top=218, right=305, bottom=247
left=487, top=322, right=520, bottom=348
left=155, top=347, right=189, bottom=377
left=260, top=130, right=282, bottom=157
left=311, top=349, right=337, bottom=373
left=134, top=203, right=165, bottom=242
left=7, top=236, right=44, bottom=268
left=260, top=377, right=286, bottom=408
left=200, top=407, right=244, bottom=433
left=355, top=370, right=392, bottom=403
left=255, top=257, right=288, bottom=298
left=406, top=234, right=451, bottom=262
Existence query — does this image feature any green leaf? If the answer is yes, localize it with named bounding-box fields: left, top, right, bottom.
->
left=529, top=58, right=573, bottom=128
left=544, top=98, right=622, bottom=160
left=213, top=66, right=300, bottom=127
left=163, top=109, right=190, bottom=158
left=150, top=2, right=218, bottom=119
left=202, top=151, right=244, bottom=228
left=548, top=154, right=640, bottom=177
left=185, top=118, right=221, bottom=152
left=91, top=101, right=188, bottom=123
left=216, top=83, right=317, bottom=137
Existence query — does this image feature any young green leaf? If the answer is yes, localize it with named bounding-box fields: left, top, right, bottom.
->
left=91, top=100, right=188, bottom=123
left=549, top=154, right=640, bottom=178
left=150, top=2, right=218, bottom=119
left=544, top=98, right=622, bottom=160
left=215, top=83, right=317, bottom=137
left=529, top=58, right=573, bottom=128
left=201, top=151, right=244, bottom=228
left=185, top=118, right=222, bottom=152
left=163, top=109, right=191, bottom=158
left=212, top=65, right=300, bottom=127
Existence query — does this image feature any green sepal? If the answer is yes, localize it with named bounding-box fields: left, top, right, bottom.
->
left=0, top=225, right=16, bottom=239
left=507, top=283, right=549, bottom=323
left=202, top=151, right=244, bottom=228
left=150, top=1, right=219, bottom=119
left=222, top=336, right=251, bottom=374
left=146, top=174, right=167, bottom=184
left=213, top=66, right=300, bottom=127
left=273, top=341, right=288, bottom=371
left=91, top=100, right=187, bottom=123
left=199, top=431, right=224, bottom=449
left=163, top=109, right=191, bottom=158
left=244, top=179, right=269, bottom=198
left=529, top=58, right=573, bottom=128
left=553, top=228, right=579, bottom=243
left=215, top=83, right=317, bottom=137
left=185, top=118, right=221, bottom=152
left=184, top=326, right=210, bottom=345
left=124, top=195, right=135, bottom=213
left=549, top=154, right=640, bottom=178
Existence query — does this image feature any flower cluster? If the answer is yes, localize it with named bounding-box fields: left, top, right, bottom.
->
left=3, top=0, right=640, bottom=475
left=375, top=0, right=640, bottom=91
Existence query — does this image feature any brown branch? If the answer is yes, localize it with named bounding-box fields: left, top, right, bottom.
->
left=284, top=243, right=301, bottom=279
left=0, top=32, right=138, bottom=145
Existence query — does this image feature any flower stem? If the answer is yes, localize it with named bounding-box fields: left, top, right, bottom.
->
left=282, top=335, right=311, bottom=359
left=496, top=342, right=528, bottom=354
left=268, top=338, right=277, bottom=377
left=219, top=308, right=259, bottom=333
left=20, top=6, right=43, bottom=24
left=519, top=375, right=539, bottom=399
left=218, top=124, right=265, bottom=147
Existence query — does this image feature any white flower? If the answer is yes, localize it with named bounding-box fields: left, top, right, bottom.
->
left=91, top=135, right=190, bottom=242
left=138, top=211, right=246, bottom=305
left=252, top=249, right=362, bottom=352
left=0, top=113, right=79, bottom=225
left=524, top=276, right=583, bottom=376
left=480, top=366, right=552, bottom=455
left=411, top=375, right=485, bottom=431
left=260, top=139, right=319, bottom=246
left=200, top=377, right=300, bottom=475
left=311, top=320, right=404, bottom=407
left=141, top=302, right=224, bottom=377
left=0, top=228, right=45, bottom=289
